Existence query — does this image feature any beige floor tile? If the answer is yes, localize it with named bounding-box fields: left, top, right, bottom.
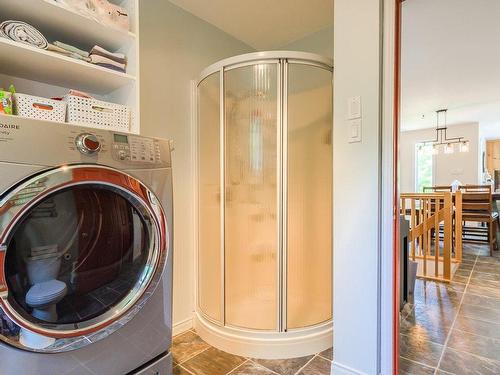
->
left=229, top=361, right=276, bottom=374
left=173, top=365, right=194, bottom=375
left=182, top=347, right=245, bottom=375
left=297, top=356, right=330, bottom=375
left=172, top=331, right=210, bottom=364
left=253, top=355, right=313, bottom=375
left=319, top=347, right=333, bottom=361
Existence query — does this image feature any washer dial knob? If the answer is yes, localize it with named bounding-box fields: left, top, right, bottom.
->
left=76, top=133, right=101, bottom=155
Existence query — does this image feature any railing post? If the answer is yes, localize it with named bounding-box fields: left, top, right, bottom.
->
left=455, top=190, right=463, bottom=262
left=434, top=197, right=439, bottom=277
left=410, top=198, right=416, bottom=261
left=422, top=197, right=427, bottom=277
left=443, top=192, right=452, bottom=280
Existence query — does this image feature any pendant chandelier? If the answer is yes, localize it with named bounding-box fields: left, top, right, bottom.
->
left=425, top=109, right=469, bottom=154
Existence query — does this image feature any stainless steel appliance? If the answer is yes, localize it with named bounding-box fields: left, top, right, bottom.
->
left=0, top=117, right=173, bottom=375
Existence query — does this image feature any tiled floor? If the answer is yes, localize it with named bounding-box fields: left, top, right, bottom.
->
left=171, top=330, right=332, bottom=375
left=400, top=242, right=500, bottom=374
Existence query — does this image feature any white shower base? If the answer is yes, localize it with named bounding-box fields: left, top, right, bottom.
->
left=194, top=312, right=333, bottom=359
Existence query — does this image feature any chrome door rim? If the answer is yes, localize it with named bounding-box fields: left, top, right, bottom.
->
left=0, top=164, right=168, bottom=352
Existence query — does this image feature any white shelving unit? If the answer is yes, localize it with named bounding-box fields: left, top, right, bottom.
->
left=0, top=0, right=140, bottom=134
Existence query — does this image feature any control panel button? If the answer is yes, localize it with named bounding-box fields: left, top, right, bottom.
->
left=76, top=133, right=101, bottom=155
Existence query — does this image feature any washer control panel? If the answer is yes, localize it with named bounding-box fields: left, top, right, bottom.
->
left=75, top=133, right=101, bottom=155
left=111, top=134, right=161, bottom=163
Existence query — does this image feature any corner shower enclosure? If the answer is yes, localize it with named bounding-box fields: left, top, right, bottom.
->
left=196, top=52, right=333, bottom=359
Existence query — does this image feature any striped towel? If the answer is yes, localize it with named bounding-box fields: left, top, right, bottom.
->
left=90, top=45, right=127, bottom=65
left=0, top=20, right=48, bottom=49
left=90, top=54, right=126, bottom=73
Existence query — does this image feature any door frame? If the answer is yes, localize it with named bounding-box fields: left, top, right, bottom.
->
left=381, top=0, right=401, bottom=373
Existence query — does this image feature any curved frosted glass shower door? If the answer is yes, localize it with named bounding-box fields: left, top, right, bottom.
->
left=197, top=72, right=222, bottom=322
left=196, top=52, right=333, bottom=358
left=286, top=64, right=333, bottom=329
left=224, top=63, right=279, bottom=330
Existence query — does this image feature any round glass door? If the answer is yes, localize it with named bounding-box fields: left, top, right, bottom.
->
left=0, top=165, right=167, bottom=352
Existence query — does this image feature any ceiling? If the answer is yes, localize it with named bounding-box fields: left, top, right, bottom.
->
left=168, top=0, right=333, bottom=50
left=401, top=0, right=500, bottom=135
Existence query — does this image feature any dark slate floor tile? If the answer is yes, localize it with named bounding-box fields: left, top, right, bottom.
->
left=462, top=293, right=500, bottom=311
left=454, top=268, right=472, bottom=278
left=447, top=328, right=500, bottom=362
left=472, top=271, right=500, bottom=282
left=410, top=303, right=458, bottom=331
left=467, top=282, right=500, bottom=298
left=400, top=309, right=451, bottom=345
left=452, top=275, right=469, bottom=284
left=254, top=355, right=313, bottom=375
left=182, top=347, right=245, bottom=375
left=469, top=277, right=500, bottom=289
left=473, top=263, right=500, bottom=275
left=439, top=347, right=500, bottom=375
left=459, top=304, right=500, bottom=324
left=399, top=357, right=435, bottom=375
left=454, top=314, right=500, bottom=340
left=399, top=333, right=444, bottom=368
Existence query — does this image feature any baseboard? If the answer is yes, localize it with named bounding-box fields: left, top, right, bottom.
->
left=331, top=361, right=370, bottom=375
left=173, top=316, right=193, bottom=336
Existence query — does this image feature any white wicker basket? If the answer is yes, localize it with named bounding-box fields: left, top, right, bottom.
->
left=65, top=95, right=131, bottom=132
left=13, top=93, right=66, bottom=122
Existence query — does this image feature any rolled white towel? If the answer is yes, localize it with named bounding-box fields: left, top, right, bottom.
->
left=0, top=20, right=48, bottom=49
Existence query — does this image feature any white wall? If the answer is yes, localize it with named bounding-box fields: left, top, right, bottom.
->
left=279, top=26, right=333, bottom=59
left=400, top=123, right=480, bottom=192
left=139, top=0, right=254, bottom=333
left=333, top=0, right=383, bottom=374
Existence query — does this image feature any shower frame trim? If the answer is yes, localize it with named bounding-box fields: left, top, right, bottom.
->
left=197, top=51, right=332, bottom=85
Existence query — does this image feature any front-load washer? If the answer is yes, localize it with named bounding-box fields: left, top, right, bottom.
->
left=0, top=117, right=173, bottom=375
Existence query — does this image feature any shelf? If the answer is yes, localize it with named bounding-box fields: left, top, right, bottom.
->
left=0, top=38, right=135, bottom=95
left=0, top=0, right=135, bottom=51
left=0, top=112, right=139, bottom=135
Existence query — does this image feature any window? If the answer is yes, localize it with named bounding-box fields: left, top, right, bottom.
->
left=415, top=143, right=433, bottom=192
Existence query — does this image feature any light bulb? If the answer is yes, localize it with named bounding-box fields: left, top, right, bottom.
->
left=460, top=141, right=470, bottom=153
left=444, top=143, right=454, bottom=154
left=432, top=144, right=439, bottom=155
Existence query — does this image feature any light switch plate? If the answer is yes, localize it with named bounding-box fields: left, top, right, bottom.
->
left=348, top=118, right=362, bottom=143
left=348, top=96, right=362, bottom=120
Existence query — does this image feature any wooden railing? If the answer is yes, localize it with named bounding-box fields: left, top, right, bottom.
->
left=400, top=192, right=462, bottom=282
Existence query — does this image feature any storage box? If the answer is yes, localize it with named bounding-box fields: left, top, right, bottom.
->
left=65, top=95, right=130, bottom=132
left=0, top=90, right=13, bottom=115
left=13, top=93, right=66, bottom=122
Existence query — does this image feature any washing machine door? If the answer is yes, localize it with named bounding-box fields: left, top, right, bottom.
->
left=0, top=164, right=169, bottom=352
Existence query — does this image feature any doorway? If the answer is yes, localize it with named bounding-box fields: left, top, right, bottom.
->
left=396, top=1, right=500, bottom=373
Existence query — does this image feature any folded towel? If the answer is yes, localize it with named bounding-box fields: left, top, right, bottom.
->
left=94, top=63, right=126, bottom=73
left=0, top=20, right=48, bottom=49
left=90, top=54, right=126, bottom=71
left=68, top=89, right=94, bottom=99
left=47, top=44, right=91, bottom=62
left=53, top=41, right=89, bottom=58
left=90, top=45, right=127, bottom=65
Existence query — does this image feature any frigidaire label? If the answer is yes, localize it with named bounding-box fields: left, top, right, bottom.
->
left=0, top=123, right=19, bottom=130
